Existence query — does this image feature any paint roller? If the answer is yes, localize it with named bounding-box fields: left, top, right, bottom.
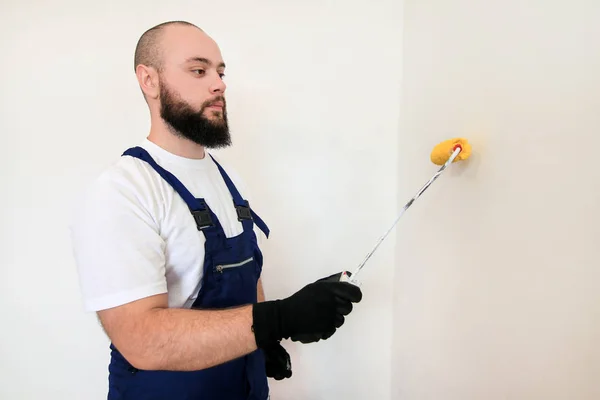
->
left=339, top=138, right=472, bottom=285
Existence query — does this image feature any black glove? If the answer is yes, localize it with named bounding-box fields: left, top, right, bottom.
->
left=263, top=341, right=292, bottom=380
left=289, top=271, right=354, bottom=343
left=252, top=271, right=362, bottom=349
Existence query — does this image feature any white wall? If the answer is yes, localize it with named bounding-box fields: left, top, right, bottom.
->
left=9, top=2, right=596, bottom=399
left=394, top=1, right=600, bottom=399
left=0, top=1, right=402, bottom=399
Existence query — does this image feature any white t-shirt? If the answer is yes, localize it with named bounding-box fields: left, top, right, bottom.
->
left=70, top=138, right=267, bottom=312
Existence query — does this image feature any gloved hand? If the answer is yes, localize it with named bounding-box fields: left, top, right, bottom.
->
left=252, top=271, right=362, bottom=349
left=289, top=271, right=354, bottom=344
left=263, top=341, right=292, bottom=380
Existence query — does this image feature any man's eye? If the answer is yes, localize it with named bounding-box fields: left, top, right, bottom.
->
left=193, top=69, right=206, bottom=75
left=219, top=73, right=226, bottom=78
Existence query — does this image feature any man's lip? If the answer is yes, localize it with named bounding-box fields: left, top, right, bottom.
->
left=209, top=102, right=224, bottom=107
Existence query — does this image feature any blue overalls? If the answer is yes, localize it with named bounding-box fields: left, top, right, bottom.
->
left=106, top=146, right=271, bottom=400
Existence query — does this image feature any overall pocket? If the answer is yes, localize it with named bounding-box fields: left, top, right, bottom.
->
left=205, top=255, right=258, bottom=307
left=214, top=256, right=254, bottom=273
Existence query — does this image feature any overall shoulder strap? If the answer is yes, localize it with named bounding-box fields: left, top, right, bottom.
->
left=122, top=146, right=217, bottom=231
left=209, top=154, right=270, bottom=239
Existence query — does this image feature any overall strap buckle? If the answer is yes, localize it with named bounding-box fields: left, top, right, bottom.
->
left=235, top=201, right=253, bottom=221
left=191, top=200, right=214, bottom=230
left=192, top=209, right=213, bottom=230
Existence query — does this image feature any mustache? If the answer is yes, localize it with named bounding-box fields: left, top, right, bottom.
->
left=203, top=96, right=226, bottom=108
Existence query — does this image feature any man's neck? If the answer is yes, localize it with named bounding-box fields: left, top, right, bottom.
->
left=147, top=122, right=206, bottom=160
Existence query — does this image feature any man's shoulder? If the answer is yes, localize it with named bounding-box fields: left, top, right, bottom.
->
left=87, top=152, right=161, bottom=197
left=70, top=153, right=163, bottom=225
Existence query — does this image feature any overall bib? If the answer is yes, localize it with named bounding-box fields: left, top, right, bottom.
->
left=107, top=146, right=271, bottom=400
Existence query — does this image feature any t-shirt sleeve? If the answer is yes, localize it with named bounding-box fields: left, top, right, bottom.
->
left=70, top=168, right=167, bottom=312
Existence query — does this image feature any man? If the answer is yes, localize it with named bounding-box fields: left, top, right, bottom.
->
left=70, top=20, right=362, bottom=400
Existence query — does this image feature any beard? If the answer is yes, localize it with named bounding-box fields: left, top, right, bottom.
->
left=159, top=81, right=231, bottom=149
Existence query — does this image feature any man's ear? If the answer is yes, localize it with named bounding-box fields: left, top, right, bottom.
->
left=136, top=64, right=160, bottom=100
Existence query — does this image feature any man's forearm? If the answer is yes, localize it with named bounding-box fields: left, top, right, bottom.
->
left=113, top=305, right=258, bottom=372
left=257, top=278, right=265, bottom=302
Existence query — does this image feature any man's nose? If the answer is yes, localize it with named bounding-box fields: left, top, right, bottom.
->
left=210, top=75, right=226, bottom=94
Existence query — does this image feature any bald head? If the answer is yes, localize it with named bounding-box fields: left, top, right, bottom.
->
left=134, top=20, right=202, bottom=72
